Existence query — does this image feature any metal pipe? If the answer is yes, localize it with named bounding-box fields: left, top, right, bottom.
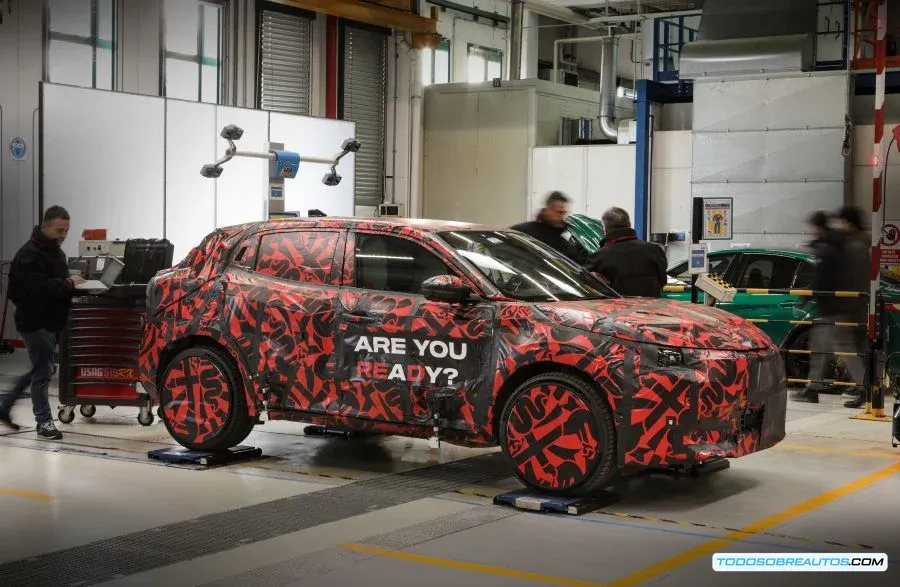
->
left=509, top=0, right=524, bottom=80
left=599, top=36, right=619, bottom=140
left=586, top=9, right=702, bottom=25
left=409, top=44, right=424, bottom=217
left=551, top=33, right=638, bottom=86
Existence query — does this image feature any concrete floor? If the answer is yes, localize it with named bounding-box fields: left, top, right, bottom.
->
left=1, top=351, right=899, bottom=587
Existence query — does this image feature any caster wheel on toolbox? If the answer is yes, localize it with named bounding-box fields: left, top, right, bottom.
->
left=79, top=405, right=96, bottom=418
left=58, top=408, right=75, bottom=424
left=138, top=408, right=154, bottom=426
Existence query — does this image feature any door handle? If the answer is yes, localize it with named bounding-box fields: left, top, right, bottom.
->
left=778, top=301, right=796, bottom=308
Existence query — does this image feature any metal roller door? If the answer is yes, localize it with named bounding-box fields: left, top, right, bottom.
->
left=342, top=25, right=388, bottom=208
left=258, top=7, right=313, bottom=115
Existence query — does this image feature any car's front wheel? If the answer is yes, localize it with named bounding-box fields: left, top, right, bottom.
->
left=159, top=345, right=254, bottom=451
left=498, top=373, right=616, bottom=497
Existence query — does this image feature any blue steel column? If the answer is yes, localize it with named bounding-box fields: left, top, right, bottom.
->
left=634, top=79, right=652, bottom=240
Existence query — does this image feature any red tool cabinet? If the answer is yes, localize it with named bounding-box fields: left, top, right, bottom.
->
left=57, top=295, right=154, bottom=426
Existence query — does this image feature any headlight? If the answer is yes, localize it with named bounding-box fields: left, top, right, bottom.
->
left=658, top=348, right=683, bottom=368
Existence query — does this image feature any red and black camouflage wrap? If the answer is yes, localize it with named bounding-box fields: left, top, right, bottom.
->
left=503, top=382, right=601, bottom=491
left=161, top=352, right=232, bottom=445
left=140, top=217, right=787, bottom=480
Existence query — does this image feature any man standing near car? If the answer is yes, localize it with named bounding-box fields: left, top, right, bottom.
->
left=0, top=206, right=84, bottom=438
left=584, top=207, right=668, bottom=297
left=511, top=191, right=587, bottom=263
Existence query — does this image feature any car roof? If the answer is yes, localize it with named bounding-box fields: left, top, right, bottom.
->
left=223, top=216, right=501, bottom=236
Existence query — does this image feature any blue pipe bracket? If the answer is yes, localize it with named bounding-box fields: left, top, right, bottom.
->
left=272, top=150, right=301, bottom=179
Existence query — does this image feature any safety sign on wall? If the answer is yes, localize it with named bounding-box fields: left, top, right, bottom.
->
left=703, top=197, right=732, bottom=240
left=881, top=220, right=900, bottom=266
left=8, top=137, right=26, bottom=161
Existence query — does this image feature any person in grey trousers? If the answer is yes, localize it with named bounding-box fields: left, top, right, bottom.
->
left=792, top=207, right=870, bottom=405
left=0, top=206, right=84, bottom=438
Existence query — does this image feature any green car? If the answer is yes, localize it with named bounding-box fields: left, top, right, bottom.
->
left=564, top=214, right=900, bottom=385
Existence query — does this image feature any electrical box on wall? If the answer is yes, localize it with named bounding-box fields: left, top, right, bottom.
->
left=377, top=203, right=402, bottom=217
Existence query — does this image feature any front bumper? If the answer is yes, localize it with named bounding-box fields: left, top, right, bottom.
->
left=617, top=345, right=787, bottom=472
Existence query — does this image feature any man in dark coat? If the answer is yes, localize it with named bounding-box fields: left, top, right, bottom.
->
left=583, top=207, right=668, bottom=297
left=511, top=191, right=587, bottom=263
left=792, top=206, right=869, bottom=405
left=0, top=206, right=84, bottom=438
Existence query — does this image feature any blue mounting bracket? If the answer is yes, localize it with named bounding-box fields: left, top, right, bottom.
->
left=633, top=80, right=693, bottom=242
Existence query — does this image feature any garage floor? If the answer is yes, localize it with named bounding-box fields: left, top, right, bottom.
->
left=1, top=351, right=899, bottom=587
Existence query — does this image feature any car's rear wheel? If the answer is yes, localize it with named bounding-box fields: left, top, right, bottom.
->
left=498, top=373, right=616, bottom=497
left=159, top=346, right=254, bottom=451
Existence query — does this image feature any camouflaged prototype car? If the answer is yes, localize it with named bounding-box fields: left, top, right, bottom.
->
left=139, top=217, right=787, bottom=495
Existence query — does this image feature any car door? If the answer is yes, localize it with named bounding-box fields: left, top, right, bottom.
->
left=335, top=230, right=495, bottom=432
left=718, top=253, right=804, bottom=345
left=229, top=228, right=345, bottom=415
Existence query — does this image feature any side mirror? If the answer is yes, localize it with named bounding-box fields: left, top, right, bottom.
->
left=422, top=275, right=471, bottom=304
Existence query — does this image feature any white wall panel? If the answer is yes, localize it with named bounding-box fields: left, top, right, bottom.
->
left=693, top=74, right=848, bottom=131
left=165, top=99, right=217, bottom=264
left=691, top=129, right=847, bottom=184
left=691, top=75, right=849, bottom=247
left=268, top=113, right=356, bottom=217
left=213, top=106, right=269, bottom=228
left=530, top=147, right=587, bottom=219
left=585, top=145, right=636, bottom=222
left=42, top=84, right=166, bottom=258
left=531, top=145, right=636, bottom=223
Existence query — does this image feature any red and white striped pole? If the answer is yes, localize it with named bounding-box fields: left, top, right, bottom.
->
left=869, top=0, right=887, bottom=417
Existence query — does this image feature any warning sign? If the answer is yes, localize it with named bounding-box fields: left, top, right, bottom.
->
left=703, top=197, right=733, bottom=240
left=882, top=221, right=900, bottom=265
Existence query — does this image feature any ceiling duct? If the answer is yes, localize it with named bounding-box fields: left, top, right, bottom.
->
left=679, top=0, right=818, bottom=79
left=599, top=36, right=618, bottom=140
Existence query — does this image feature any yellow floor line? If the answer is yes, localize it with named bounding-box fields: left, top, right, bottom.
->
left=0, top=487, right=57, bottom=502
left=605, top=461, right=900, bottom=586
left=775, top=443, right=899, bottom=459
left=342, top=543, right=605, bottom=587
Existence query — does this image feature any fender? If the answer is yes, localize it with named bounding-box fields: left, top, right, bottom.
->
left=160, top=327, right=262, bottom=418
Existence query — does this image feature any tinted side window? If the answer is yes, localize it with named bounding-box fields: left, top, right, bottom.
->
left=737, top=255, right=801, bottom=289
left=793, top=260, right=817, bottom=288
left=255, top=231, right=340, bottom=284
left=355, top=233, right=452, bottom=295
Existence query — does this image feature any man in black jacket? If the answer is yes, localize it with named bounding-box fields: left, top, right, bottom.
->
left=511, top=191, right=587, bottom=263
left=584, top=207, right=668, bottom=297
left=0, top=206, right=84, bottom=438
left=791, top=207, right=868, bottom=404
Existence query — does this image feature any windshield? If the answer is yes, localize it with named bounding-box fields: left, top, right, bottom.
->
left=438, top=230, right=618, bottom=302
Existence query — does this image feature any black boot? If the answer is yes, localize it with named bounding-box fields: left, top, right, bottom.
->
left=791, top=388, right=820, bottom=403
left=842, top=386, right=864, bottom=409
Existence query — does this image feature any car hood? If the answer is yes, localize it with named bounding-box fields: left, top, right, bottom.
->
left=536, top=297, right=773, bottom=351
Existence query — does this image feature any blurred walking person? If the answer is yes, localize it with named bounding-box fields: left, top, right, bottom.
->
left=792, top=208, right=868, bottom=404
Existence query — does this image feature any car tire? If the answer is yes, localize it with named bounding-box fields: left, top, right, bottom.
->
left=498, top=372, right=616, bottom=497
left=158, top=345, right=254, bottom=452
